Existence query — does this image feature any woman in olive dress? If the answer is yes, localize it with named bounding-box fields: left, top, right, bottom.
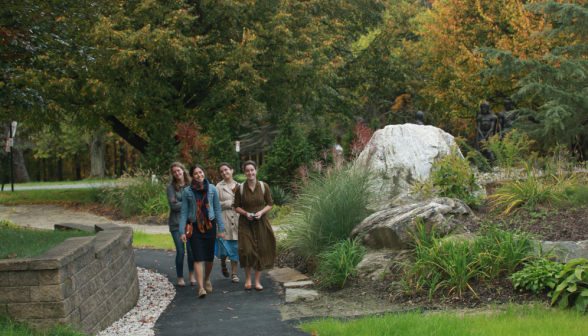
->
left=234, top=160, right=275, bottom=291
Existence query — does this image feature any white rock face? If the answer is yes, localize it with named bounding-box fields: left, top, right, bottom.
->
left=355, top=124, right=458, bottom=210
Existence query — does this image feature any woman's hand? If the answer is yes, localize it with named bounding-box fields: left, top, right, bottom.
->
left=218, top=232, right=226, bottom=240
left=181, top=234, right=187, bottom=243
left=247, top=213, right=255, bottom=221
left=172, top=197, right=176, bottom=202
left=254, top=211, right=263, bottom=220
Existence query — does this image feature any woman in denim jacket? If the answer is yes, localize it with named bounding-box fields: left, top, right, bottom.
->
left=180, top=164, right=225, bottom=298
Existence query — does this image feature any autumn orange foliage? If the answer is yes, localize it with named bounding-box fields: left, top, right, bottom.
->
left=174, top=120, right=220, bottom=182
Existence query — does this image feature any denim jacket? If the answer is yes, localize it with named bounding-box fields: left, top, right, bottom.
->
left=179, top=183, right=225, bottom=235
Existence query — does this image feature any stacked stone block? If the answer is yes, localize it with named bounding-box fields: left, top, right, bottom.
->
left=0, top=226, right=139, bottom=335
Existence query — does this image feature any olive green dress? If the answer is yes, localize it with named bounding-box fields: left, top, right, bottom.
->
left=234, top=181, right=276, bottom=271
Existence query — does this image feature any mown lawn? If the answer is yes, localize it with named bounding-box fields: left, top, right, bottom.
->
left=0, top=224, right=95, bottom=259
left=300, top=305, right=588, bottom=336
left=133, top=230, right=175, bottom=250
left=0, top=314, right=84, bottom=336
left=13, top=178, right=115, bottom=187
left=0, top=188, right=100, bottom=205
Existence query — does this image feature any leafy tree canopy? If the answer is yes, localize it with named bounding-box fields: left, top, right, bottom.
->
left=16, top=0, right=386, bottom=155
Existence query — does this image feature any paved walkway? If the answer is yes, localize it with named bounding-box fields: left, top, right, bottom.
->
left=134, top=249, right=308, bottom=336
left=0, top=204, right=169, bottom=234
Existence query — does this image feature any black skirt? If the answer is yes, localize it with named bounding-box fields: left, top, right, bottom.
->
left=189, top=219, right=217, bottom=262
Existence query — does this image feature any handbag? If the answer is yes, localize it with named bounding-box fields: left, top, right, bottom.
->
left=185, top=219, right=193, bottom=238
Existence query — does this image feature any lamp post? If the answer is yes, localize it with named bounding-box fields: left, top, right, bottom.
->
left=2, top=120, right=18, bottom=192
left=236, top=141, right=241, bottom=174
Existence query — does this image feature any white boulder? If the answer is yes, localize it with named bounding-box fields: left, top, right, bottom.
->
left=355, top=124, right=459, bottom=210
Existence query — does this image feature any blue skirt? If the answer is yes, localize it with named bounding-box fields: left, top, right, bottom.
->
left=215, top=239, right=239, bottom=262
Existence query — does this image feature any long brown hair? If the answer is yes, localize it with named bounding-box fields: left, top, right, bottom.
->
left=170, top=162, right=191, bottom=191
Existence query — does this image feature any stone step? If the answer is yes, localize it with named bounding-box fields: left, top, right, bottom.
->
left=285, top=288, right=319, bottom=303
left=268, top=267, right=309, bottom=283
left=283, top=280, right=313, bottom=288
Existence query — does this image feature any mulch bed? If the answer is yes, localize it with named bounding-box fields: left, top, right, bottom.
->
left=464, top=202, right=588, bottom=242
left=390, top=277, right=551, bottom=310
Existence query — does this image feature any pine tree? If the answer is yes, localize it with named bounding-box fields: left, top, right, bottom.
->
left=263, top=116, right=311, bottom=185
left=480, top=1, right=588, bottom=149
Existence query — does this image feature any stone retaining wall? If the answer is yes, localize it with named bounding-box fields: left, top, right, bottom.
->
left=0, top=225, right=139, bottom=335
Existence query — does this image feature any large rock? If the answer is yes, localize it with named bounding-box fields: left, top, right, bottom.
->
left=350, top=198, right=475, bottom=250
left=535, top=240, right=588, bottom=263
left=355, top=124, right=460, bottom=211
left=356, top=250, right=412, bottom=281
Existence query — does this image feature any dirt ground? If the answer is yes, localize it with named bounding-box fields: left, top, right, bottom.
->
left=464, top=203, right=588, bottom=242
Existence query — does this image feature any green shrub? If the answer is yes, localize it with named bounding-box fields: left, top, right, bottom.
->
left=551, top=258, right=588, bottom=313
left=399, top=219, right=534, bottom=297
left=511, top=258, right=564, bottom=294
left=410, top=146, right=482, bottom=206
left=482, top=131, right=534, bottom=176
left=270, top=185, right=292, bottom=206
left=285, top=162, right=372, bottom=258
left=267, top=205, right=294, bottom=222
left=99, top=169, right=169, bottom=218
left=315, top=237, right=366, bottom=288
left=561, top=186, right=588, bottom=206
left=263, top=115, right=311, bottom=185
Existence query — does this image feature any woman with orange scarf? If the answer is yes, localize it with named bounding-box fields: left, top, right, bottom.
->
left=179, top=164, right=225, bottom=298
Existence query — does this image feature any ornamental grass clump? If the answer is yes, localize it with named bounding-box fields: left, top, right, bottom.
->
left=284, top=160, right=372, bottom=260
left=99, top=168, right=169, bottom=218
left=398, top=218, right=534, bottom=298
left=489, top=163, right=582, bottom=215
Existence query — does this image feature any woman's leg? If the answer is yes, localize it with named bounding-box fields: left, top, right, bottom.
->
left=204, top=261, right=214, bottom=282
left=254, top=270, right=262, bottom=289
left=170, top=231, right=185, bottom=285
left=193, top=261, right=204, bottom=289
left=230, top=261, right=239, bottom=275
left=244, top=266, right=252, bottom=287
left=185, top=239, right=195, bottom=283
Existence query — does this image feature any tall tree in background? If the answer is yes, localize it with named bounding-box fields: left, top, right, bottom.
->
left=481, top=1, right=588, bottom=154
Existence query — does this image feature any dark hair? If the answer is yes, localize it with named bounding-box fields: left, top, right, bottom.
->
left=190, top=164, right=206, bottom=178
left=170, top=162, right=191, bottom=191
left=219, top=162, right=233, bottom=171
left=242, top=160, right=257, bottom=171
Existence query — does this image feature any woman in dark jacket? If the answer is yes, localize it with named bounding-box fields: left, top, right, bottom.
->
left=179, top=164, right=226, bottom=298
left=166, top=162, right=195, bottom=287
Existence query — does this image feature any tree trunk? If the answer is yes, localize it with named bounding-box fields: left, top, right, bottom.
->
left=57, top=157, right=63, bottom=181
left=49, top=157, right=54, bottom=181
left=89, top=129, right=107, bottom=179
left=119, top=147, right=126, bottom=176
left=2, top=123, right=30, bottom=183
left=75, top=154, right=82, bottom=180
left=113, top=139, right=118, bottom=177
